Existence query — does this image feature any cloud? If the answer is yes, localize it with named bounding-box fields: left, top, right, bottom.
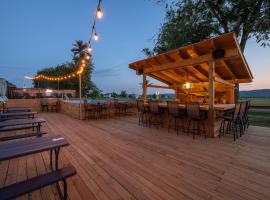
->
left=93, top=68, right=121, bottom=77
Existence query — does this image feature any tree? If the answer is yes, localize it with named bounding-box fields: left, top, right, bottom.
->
left=148, top=0, right=270, bottom=54
left=71, top=40, right=90, bottom=58
left=120, top=90, right=128, bottom=98
left=146, top=0, right=270, bottom=100
left=111, top=92, right=118, bottom=98
left=33, top=40, right=101, bottom=98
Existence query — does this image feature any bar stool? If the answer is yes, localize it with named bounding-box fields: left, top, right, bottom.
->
left=219, top=103, right=241, bottom=141
left=186, top=102, right=207, bottom=139
left=167, top=101, right=186, bottom=135
left=149, top=101, right=164, bottom=129
left=137, top=100, right=149, bottom=126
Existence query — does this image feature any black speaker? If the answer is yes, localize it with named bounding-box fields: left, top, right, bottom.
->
left=137, top=68, right=144, bottom=75
left=212, top=49, right=225, bottom=59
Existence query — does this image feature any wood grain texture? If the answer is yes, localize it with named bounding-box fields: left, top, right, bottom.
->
left=0, top=113, right=270, bottom=200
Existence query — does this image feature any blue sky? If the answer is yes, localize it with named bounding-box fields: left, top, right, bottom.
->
left=0, top=0, right=269, bottom=94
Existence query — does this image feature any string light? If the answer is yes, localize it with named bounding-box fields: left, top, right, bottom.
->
left=97, top=7, right=103, bottom=19
left=93, top=32, right=99, bottom=41
left=32, top=0, right=103, bottom=82
left=87, top=46, right=92, bottom=53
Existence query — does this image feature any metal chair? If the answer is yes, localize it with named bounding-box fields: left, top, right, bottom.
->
left=167, top=101, right=185, bottom=135
left=219, top=103, right=241, bottom=141
left=149, top=101, right=164, bottom=129
left=137, top=100, right=149, bottom=126
left=40, top=98, right=49, bottom=112
left=186, top=102, right=207, bottom=139
left=243, top=100, right=250, bottom=130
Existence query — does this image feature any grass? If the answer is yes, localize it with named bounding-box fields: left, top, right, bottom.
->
left=248, top=111, right=270, bottom=127
left=240, top=97, right=270, bottom=107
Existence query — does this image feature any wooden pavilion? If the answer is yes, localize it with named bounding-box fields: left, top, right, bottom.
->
left=129, top=32, right=253, bottom=137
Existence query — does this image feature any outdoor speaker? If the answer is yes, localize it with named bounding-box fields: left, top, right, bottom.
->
left=137, top=68, right=144, bottom=75
left=212, top=49, right=225, bottom=59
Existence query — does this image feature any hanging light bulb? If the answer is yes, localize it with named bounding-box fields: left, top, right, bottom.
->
left=182, top=73, right=193, bottom=90
left=85, top=55, right=91, bottom=60
left=87, top=46, right=92, bottom=53
left=96, top=7, right=103, bottom=19
left=93, top=32, right=99, bottom=41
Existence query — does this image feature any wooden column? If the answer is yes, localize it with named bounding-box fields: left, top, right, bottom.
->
left=142, top=74, right=147, bottom=103
left=174, top=87, right=178, bottom=100
left=79, top=74, right=82, bottom=120
left=208, top=60, right=215, bottom=137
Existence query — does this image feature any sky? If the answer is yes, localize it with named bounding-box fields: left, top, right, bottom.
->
left=0, top=0, right=269, bottom=94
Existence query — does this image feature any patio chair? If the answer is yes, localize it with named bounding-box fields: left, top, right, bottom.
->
left=137, top=100, right=149, bottom=126
left=243, top=100, right=250, bottom=130
left=219, top=103, right=241, bottom=141
left=186, top=102, right=207, bottom=139
left=149, top=101, right=164, bottom=129
left=114, top=99, right=125, bottom=116
left=167, top=101, right=186, bottom=135
left=40, top=98, right=49, bottom=112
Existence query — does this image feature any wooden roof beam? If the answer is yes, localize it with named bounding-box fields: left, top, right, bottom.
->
left=187, top=47, right=223, bottom=79
left=144, top=48, right=239, bottom=74
left=148, top=74, right=172, bottom=85
left=211, top=40, right=237, bottom=79
left=146, top=84, right=174, bottom=89
left=158, top=71, right=183, bottom=84
left=214, top=77, right=235, bottom=87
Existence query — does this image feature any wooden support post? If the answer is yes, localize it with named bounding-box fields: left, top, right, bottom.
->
left=142, top=74, right=147, bottom=103
left=175, top=88, right=178, bottom=100
left=79, top=74, right=82, bottom=120
left=208, top=60, right=215, bottom=137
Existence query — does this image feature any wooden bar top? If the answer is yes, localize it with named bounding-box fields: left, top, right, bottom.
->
left=145, top=102, right=235, bottom=111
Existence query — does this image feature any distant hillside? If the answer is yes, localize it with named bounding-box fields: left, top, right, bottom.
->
left=240, top=89, right=270, bottom=97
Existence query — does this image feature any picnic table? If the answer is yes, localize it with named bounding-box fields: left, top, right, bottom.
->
left=0, top=135, right=69, bottom=170
left=4, top=107, right=32, bottom=113
left=0, top=111, right=37, bottom=121
left=0, top=118, right=46, bottom=132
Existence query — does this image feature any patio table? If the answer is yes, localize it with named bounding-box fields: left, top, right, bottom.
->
left=0, top=112, right=37, bottom=121
left=0, top=135, right=69, bottom=170
left=0, top=118, right=46, bottom=132
left=4, top=107, right=32, bottom=113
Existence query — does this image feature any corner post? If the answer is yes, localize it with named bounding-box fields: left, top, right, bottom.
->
left=79, top=74, right=82, bottom=120
left=142, top=74, right=147, bottom=103
left=208, top=60, right=215, bottom=137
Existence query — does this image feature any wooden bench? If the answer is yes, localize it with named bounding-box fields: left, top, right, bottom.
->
left=0, top=131, right=47, bottom=142
left=0, top=118, right=46, bottom=133
left=0, top=124, right=39, bottom=132
left=0, top=165, right=76, bottom=200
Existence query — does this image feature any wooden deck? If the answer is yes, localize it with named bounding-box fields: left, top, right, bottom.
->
left=1, top=113, right=270, bottom=200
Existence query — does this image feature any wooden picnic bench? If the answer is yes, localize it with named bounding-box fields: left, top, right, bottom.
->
left=0, top=117, right=46, bottom=132
left=0, top=111, right=37, bottom=121
left=0, top=165, right=76, bottom=200
left=4, top=107, right=32, bottom=113
left=0, top=136, right=76, bottom=200
left=0, top=118, right=46, bottom=141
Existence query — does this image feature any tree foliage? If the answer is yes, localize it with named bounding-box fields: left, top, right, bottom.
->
left=145, top=0, right=270, bottom=55
left=33, top=40, right=101, bottom=98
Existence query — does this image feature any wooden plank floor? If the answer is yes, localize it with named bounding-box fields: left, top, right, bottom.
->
left=1, top=113, right=270, bottom=200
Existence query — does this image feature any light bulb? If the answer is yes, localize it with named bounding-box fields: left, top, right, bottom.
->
left=93, top=32, right=99, bottom=41
left=85, top=55, right=90, bottom=60
left=87, top=46, right=92, bottom=53
left=97, top=8, right=103, bottom=19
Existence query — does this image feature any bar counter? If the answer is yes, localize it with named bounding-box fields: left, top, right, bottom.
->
left=144, top=102, right=235, bottom=138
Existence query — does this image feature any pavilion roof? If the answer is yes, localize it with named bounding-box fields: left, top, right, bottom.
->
left=129, top=32, right=253, bottom=86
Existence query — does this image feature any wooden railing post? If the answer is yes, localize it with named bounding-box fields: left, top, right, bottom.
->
left=208, top=60, right=215, bottom=137
left=142, top=74, right=147, bottom=103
